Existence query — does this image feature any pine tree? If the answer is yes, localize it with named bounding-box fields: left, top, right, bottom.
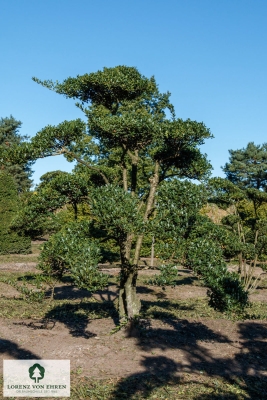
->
left=0, top=116, right=33, bottom=192
left=0, top=171, right=31, bottom=254
left=223, top=142, right=267, bottom=190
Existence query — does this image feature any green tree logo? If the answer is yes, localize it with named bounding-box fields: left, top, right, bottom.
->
left=28, top=363, right=45, bottom=383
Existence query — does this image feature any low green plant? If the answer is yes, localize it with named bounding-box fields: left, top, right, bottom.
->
left=186, top=238, right=249, bottom=313
left=145, top=264, right=178, bottom=287
left=0, top=275, right=45, bottom=303
left=38, top=221, right=109, bottom=294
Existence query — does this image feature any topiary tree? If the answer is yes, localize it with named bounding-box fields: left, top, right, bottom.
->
left=2, top=65, right=249, bottom=320
left=0, top=171, right=31, bottom=254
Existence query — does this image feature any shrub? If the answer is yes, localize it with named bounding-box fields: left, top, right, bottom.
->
left=186, top=238, right=248, bottom=312
left=145, top=264, right=178, bottom=287
left=38, top=221, right=109, bottom=292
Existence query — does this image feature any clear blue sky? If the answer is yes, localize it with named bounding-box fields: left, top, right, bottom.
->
left=1, top=0, right=267, bottom=185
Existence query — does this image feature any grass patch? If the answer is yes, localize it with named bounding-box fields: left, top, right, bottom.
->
left=1, top=372, right=266, bottom=399
left=0, top=242, right=42, bottom=263
left=0, top=296, right=117, bottom=320
left=0, top=269, right=267, bottom=321
left=141, top=298, right=267, bottom=321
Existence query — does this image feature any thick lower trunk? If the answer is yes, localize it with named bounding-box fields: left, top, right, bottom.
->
left=118, top=263, right=141, bottom=319
left=118, top=237, right=141, bottom=320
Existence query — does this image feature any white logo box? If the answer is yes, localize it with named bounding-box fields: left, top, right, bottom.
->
left=3, top=360, right=70, bottom=397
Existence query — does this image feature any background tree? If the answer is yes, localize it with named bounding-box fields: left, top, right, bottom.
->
left=0, top=171, right=31, bottom=254
left=38, top=171, right=89, bottom=220
left=223, top=142, right=267, bottom=190
left=0, top=116, right=33, bottom=192
left=11, top=170, right=89, bottom=238
left=208, top=177, right=267, bottom=291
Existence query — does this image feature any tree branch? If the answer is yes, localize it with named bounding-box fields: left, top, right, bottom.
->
left=62, top=148, right=109, bottom=184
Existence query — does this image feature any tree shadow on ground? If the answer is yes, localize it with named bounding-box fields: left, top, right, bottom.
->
left=175, top=275, right=199, bottom=285
left=50, top=285, right=94, bottom=300
left=136, top=286, right=156, bottom=294
left=43, top=299, right=118, bottom=338
left=93, top=283, right=118, bottom=302
left=0, top=339, right=40, bottom=360
left=111, top=313, right=267, bottom=399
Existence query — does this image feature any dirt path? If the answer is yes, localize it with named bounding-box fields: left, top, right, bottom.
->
left=0, top=315, right=267, bottom=380
left=0, top=263, right=266, bottom=389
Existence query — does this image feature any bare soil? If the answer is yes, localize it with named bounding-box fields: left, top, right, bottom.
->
left=0, top=261, right=267, bottom=397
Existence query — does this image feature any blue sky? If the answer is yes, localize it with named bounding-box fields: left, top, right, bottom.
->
left=1, top=0, right=267, bottom=185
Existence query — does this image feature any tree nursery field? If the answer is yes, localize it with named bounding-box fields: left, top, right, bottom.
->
left=1, top=66, right=267, bottom=399
left=0, top=242, right=267, bottom=400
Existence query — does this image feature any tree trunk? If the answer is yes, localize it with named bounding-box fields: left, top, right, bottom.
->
left=118, top=237, right=141, bottom=320
left=118, top=161, right=160, bottom=320
left=118, top=263, right=141, bottom=319
left=133, top=161, right=160, bottom=265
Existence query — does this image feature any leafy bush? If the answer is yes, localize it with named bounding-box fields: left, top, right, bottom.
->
left=145, top=264, right=178, bottom=287
left=186, top=238, right=248, bottom=312
left=189, top=215, right=242, bottom=260
left=38, top=221, right=109, bottom=292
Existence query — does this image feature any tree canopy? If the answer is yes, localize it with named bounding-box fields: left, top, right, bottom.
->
left=0, top=116, right=33, bottom=192
left=2, top=65, right=249, bottom=320
left=223, top=142, right=267, bottom=190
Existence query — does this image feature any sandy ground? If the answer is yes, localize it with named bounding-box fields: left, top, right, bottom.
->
left=0, top=262, right=266, bottom=391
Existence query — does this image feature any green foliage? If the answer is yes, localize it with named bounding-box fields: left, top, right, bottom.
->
left=209, top=177, right=267, bottom=262
left=145, top=264, right=178, bottom=287
left=10, top=190, right=62, bottom=239
left=4, top=65, right=249, bottom=317
left=38, top=171, right=89, bottom=220
left=0, top=116, right=33, bottom=192
left=223, top=142, right=267, bottom=190
left=38, top=222, right=109, bottom=292
left=0, top=171, right=31, bottom=254
left=90, top=185, right=144, bottom=240
left=186, top=238, right=248, bottom=312
left=11, top=171, right=89, bottom=238
left=0, top=275, right=45, bottom=302
left=153, top=180, right=208, bottom=261
left=33, top=65, right=157, bottom=107
left=208, top=177, right=245, bottom=209
left=189, top=215, right=242, bottom=259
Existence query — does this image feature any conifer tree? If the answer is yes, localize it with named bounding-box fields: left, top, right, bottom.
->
left=0, top=171, right=31, bottom=254
left=223, top=142, right=267, bottom=190
left=0, top=116, right=33, bottom=192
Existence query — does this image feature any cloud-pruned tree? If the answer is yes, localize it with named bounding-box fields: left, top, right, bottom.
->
left=1, top=66, right=249, bottom=320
